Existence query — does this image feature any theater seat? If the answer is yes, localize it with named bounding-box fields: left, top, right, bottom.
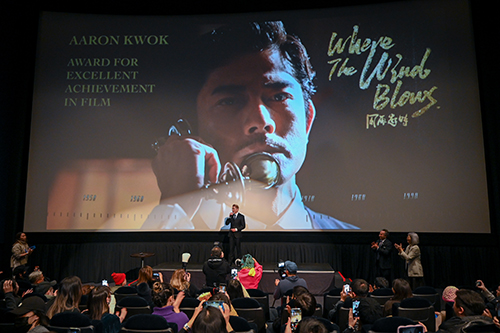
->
left=120, top=314, right=174, bottom=332
left=48, top=312, right=95, bottom=333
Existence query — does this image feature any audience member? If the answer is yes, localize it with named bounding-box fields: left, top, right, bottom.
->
left=86, top=285, right=126, bottom=333
left=111, top=272, right=127, bottom=291
left=476, top=279, right=500, bottom=303
left=274, top=261, right=308, bottom=300
left=226, top=279, right=250, bottom=302
left=294, top=317, right=329, bottom=333
left=371, top=229, right=393, bottom=283
left=208, top=291, right=238, bottom=316
left=237, top=254, right=263, bottom=290
left=191, top=304, right=233, bottom=333
left=441, top=285, right=459, bottom=322
left=10, top=295, right=50, bottom=333
left=328, top=279, right=383, bottom=329
left=11, top=232, right=34, bottom=271
left=436, top=288, right=499, bottom=332
left=170, top=268, right=199, bottom=298
left=372, top=277, right=389, bottom=290
left=151, top=282, right=189, bottom=331
left=395, top=232, right=425, bottom=290
left=383, top=278, right=413, bottom=317
left=203, top=246, right=231, bottom=288
left=46, top=275, right=83, bottom=318
left=27, top=270, right=56, bottom=300
left=129, top=265, right=161, bottom=306
left=2, top=279, right=22, bottom=310
left=12, top=265, right=32, bottom=295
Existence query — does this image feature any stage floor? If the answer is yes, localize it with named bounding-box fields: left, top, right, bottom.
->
left=153, top=262, right=339, bottom=296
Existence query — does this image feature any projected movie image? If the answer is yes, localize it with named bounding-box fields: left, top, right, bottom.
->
left=23, top=0, right=490, bottom=232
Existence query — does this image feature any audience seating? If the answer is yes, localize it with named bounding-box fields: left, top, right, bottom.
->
left=120, top=313, right=174, bottom=332
left=310, top=316, right=340, bottom=333
left=246, top=288, right=270, bottom=320
left=116, top=295, right=152, bottom=320
left=232, top=297, right=266, bottom=333
left=369, top=291, right=394, bottom=307
left=114, top=286, right=139, bottom=303
left=337, top=307, right=350, bottom=332
left=48, top=312, right=95, bottom=333
left=396, top=297, right=435, bottom=332
left=412, top=286, right=440, bottom=311
left=323, top=288, right=342, bottom=318
left=229, top=315, right=256, bottom=333
left=179, top=297, right=200, bottom=319
left=368, top=316, right=416, bottom=333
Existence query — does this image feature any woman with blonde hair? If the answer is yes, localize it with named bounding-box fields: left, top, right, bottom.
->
left=170, top=269, right=199, bottom=298
left=47, top=276, right=83, bottom=318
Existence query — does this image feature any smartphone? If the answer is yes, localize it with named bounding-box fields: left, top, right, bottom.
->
left=219, top=284, right=227, bottom=293
left=204, top=300, right=225, bottom=311
left=343, top=284, right=351, bottom=294
left=153, top=272, right=160, bottom=279
left=231, top=268, right=238, bottom=279
left=352, top=300, right=360, bottom=317
left=102, top=279, right=108, bottom=286
left=397, top=325, right=424, bottom=333
left=291, top=308, right=302, bottom=331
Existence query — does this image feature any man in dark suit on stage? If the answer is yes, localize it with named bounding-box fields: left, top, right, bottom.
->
left=225, top=204, right=245, bottom=264
left=371, top=229, right=393, bottom=283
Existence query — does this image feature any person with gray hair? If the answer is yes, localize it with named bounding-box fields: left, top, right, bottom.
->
left=395, top=232, right=424, bottom=289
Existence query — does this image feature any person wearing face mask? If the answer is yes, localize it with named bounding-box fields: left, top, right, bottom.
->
left=10, top=295, right=50, bottom=333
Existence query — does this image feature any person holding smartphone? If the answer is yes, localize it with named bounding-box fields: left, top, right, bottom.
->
left=328, top=279, right=383, bottom=328
left=10, top=232, right=33, bottom=271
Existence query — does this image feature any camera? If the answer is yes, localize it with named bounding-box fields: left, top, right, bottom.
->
left=277, top=260, right=287, bottom=279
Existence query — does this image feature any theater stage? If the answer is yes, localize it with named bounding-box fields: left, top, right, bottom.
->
left=153, top=262, right=344, bottom=296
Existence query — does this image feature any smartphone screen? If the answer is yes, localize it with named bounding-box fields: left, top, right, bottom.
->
left=204, top=300, right=224, bottom=311
left=352, top=300, right=360, bottom=317
left=291, top=308, right=302, bottom=331
left=343, top=284, right=350, bottom=294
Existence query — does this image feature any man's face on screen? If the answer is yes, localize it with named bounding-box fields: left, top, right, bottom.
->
left=196, top=49, right=315, bottom=186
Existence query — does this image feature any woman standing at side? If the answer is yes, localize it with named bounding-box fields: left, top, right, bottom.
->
left=395, top=232, right=424, bottom=290
left=11, top=232, right=34, bottom=270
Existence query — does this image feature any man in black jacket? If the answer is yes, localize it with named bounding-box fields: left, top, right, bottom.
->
left=202, top=246, right=231, bottom=287
left=371, top=229, right=393, bottom=283
left=225, top=204, right=246, bottom=264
